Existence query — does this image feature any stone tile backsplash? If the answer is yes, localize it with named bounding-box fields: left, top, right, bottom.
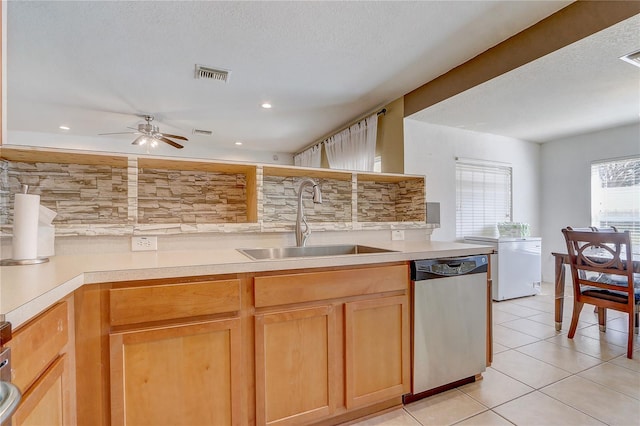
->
left=262, top=176, right=352, bottom=223
left=137, top=168, right=248, bottom=224
left=1, top=160, right=128, bottom=224
left=1, top=158, right=426, bottom=231
left=357, top=179, right=425, bottom=222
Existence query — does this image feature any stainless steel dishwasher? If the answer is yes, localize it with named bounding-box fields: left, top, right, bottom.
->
left=407, top=255, right=488, bottom=401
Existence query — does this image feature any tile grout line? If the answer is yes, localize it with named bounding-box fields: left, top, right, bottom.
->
left=536, top=381, right=618, bottom=425
left=574, top=363, right=640, bottom=401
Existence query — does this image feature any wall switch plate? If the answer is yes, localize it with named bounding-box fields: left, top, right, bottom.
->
left=131, top=236, right=158, bottom=251
left=391, top=230, right=405, bottom=241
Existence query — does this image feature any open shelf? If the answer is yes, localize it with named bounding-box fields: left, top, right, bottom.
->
left=262, top=165, right=352, bottom=180
left=357, top=176, right=425, bottom=223
left=1, top=147, right=428, bottom=234
left=0, top=145, right=128, bottom=167
left=137, top=157, right=258, bottom=224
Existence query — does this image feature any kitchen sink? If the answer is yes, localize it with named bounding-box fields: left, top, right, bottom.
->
left=237, top=244, right=396, bottom=260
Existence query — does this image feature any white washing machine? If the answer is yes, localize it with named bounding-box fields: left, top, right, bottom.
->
left=464, top=236, right=541, bottom=301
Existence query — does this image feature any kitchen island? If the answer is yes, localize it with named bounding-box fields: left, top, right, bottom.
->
left=0, top=240, right=492, bottom=426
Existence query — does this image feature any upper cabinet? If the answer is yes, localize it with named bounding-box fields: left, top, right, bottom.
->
left=0, top=146, right=428, bottom=236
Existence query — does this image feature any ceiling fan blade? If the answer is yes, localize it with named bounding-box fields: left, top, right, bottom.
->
left=157, top=132, right=188, bottom=141
left=98, top=131, right=137, bottom=136
left=155, top=135, right=184, bottom=149
left=131, top=135, right=147, bottom=146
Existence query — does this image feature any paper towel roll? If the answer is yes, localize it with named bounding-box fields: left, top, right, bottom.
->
left=38, top=225, right=55, bottom=257
left=13, top=193, right=40, bottom=260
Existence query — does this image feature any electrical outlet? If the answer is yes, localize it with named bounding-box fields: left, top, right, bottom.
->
left=391, top=230, right=405, bottom=241
left=131, top=236, right=158, bottom=251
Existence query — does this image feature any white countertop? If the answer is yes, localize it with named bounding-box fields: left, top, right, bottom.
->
left=1, top=241, right=492, bottom=327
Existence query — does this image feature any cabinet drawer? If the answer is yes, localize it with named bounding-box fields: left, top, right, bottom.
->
left=109, top=280, right=241, bottom=326
left=254, top=264, right=408, bottom=308
left=7, top=302, right=68, bottom=392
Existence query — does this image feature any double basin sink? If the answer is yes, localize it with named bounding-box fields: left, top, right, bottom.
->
left=238, top=244, right=396, bottom=260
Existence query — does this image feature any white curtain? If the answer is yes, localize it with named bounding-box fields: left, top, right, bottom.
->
left=293, top=144, right=321, bottom=168
left=323, top=114, right=377, bottom=171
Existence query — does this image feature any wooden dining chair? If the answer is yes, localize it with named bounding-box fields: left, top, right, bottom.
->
left=562, top=227, right=639, bottom=359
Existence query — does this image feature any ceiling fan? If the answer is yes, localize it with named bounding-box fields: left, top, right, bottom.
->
left=99, top=115, right=187, bottom=149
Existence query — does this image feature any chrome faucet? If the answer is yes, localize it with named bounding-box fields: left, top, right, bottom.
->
left=295, top=178, right=322, bottom=247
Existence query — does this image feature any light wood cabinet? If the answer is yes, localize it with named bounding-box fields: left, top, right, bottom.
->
left=344, top=296, right=410, bottom=409
left=106, top=278, right=243, bottom=426
left=110, top=318, right=242, bottom=426
left=255, top=306, right=337, bottom=426
left=253, top=264, right=410, bottom=425
left=6, top=299, right=75, bottom=426
left=12, top=355, right=67, bottom=426
left=71, top=264, right=411, bottom=425
left=109, top=279, right=241, bottom=326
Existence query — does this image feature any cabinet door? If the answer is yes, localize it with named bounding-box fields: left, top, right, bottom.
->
left=255, top=306, right=337, bottom=426
left=110, top=318, right=241, bottom=426
left=344, top=295, right=410, bottom=409
left=13, top=354, right=67, bottom=426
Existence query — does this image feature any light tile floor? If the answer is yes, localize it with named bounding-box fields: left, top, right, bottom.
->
left=351, top=282, right=640, bottom=426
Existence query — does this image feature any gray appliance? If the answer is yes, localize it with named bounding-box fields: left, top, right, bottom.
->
left=408, top=255, right=488, bottom=399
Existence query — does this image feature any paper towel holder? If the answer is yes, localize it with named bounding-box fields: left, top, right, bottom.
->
left=0, top=184, right=50, bottom=266
left=0, top=257, right=50, bottom=266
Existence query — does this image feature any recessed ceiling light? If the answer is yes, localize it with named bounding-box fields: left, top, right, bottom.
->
left=59, top=125, right=70, bottom=130
left=235, top=141, right=243, bottom=146
left=261, top=103, right=272, bottom=109
left=620, top=49, right=640, bottom=68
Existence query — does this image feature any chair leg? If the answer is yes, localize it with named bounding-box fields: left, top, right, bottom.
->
left=568, top=301, right=583, bottom=339
left=635, top=312, right=639, bottom=335
left=628, top=311, right=634, bottom=359
left=598, top=307, right=607, bottom=332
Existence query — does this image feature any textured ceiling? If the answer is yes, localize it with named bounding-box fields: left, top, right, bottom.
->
left=408, top=13, right=640, bottom=142
left=5, top=0, right=572, bottom=158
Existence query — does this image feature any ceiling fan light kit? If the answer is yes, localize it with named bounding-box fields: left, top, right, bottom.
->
left=99, top=115, right=187, bottom=149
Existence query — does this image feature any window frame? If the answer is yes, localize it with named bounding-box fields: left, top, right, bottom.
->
left=590, top=155, right=640, bottom=252
left=455, top=158, right=513, bottom=239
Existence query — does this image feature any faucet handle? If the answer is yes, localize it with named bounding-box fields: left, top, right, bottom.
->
left=301, top=216, right=311, bottom=245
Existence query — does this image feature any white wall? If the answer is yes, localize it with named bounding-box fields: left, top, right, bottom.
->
left=540, top=123, right=640, bottom=282
left=404, top=119, right=541, bottom=243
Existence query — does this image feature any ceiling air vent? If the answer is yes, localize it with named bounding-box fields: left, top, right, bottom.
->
left=192, top=129, right=213, bottom=136
left=195, top=65, right=231, bottom=82
left=620, top=49, right=640, bottom=68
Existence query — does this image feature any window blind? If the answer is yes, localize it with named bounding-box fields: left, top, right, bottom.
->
left=591, top=156, right=640, bottom=251
left=456, top=161, right=512, bottom=239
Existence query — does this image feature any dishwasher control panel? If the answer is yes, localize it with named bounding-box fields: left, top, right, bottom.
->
left=411, top=255, right=488, bottom=280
